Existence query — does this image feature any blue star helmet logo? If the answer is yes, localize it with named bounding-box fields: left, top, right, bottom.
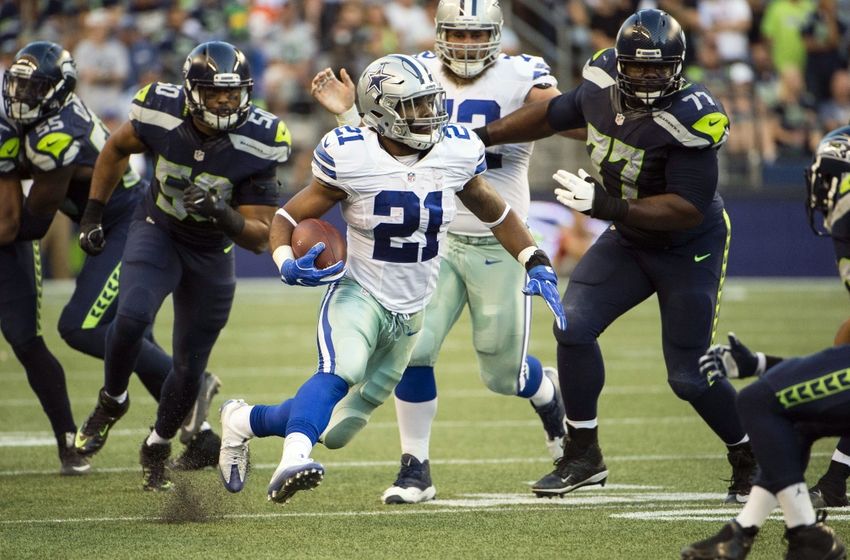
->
left=366, top=63, right=393, bottom=95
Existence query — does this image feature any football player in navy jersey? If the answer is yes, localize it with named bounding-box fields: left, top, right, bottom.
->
left=75, top=41, right=291, bottom=491
left=475, top=9, right=757, bottom=502
left=0, top=42, right=219, bottom=476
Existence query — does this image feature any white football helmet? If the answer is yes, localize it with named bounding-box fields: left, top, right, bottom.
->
left=357, top=54, right=449, bottom=151
left=435, top=0, right=503, bottom=78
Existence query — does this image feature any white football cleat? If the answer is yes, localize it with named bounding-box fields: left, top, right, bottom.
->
left=218, top=399, right=251, bottom=493
left=381, top=454, right=436, bottom=504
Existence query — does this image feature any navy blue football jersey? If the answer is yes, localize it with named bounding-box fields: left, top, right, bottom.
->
left=130, top=82, right=290, bottom=249
left=0, top=96, right=142, bottom=229
left=549, top=48, right=730, bottom=247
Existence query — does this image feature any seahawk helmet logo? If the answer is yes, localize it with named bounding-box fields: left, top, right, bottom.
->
left=194, top=149, right=205, bottom=161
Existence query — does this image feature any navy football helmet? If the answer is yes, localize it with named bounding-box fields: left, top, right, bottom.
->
left=806, top=125, right=850, bottom=236
left=183, top=41, right=253, bottom=131
left=614, top=9, right=685, bottom=109
left=3, top=41, right=77, bottom=125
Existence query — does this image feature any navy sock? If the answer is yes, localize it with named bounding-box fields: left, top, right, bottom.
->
left=557, top=342, right=605, bottom=420
left=518, top=355, right=544, bottom=398
left=394, top=366, right=436, bottom=402
left=103, top=315, right=146, bottom=397
left=285, top=373, right=349, bottom=443
left=690, top=377, right=746, bottom=444
left=134, top=338, right=170, bottom=400
left=14, top=337, right=75, bottom=437
left=251, top=400, right=294, bottom=438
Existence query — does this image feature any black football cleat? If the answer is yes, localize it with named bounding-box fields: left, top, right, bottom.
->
left=784, top=511, right=846, bottom=560
left=169, top=429, right=220, bottom=471
left=58, top=432, right=91, bottom=476
left=75, top=388, right=129, bottom=457
left=810, top=478, right=850, bottom=509
left=725, top=443, right=757, bottom=504
left=532, top=435, right=608, bottom=497
left=381, top=454, right=436, bottom=504
left=140, top=439, right=173, bottom=492
left=681, top=520, right=758, bottom=560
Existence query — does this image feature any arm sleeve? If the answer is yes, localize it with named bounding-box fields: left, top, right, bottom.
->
left=545, top=88, right=586, bottom=132
left=665, top=146, right=718, bottom=215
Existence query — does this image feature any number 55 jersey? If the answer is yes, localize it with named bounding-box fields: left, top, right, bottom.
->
left=311, top=124, right=486, bottom=314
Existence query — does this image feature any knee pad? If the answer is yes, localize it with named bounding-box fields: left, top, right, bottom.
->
left=554, top=306, right=596, bottom=346
left=668, top=377, right=706, bottom=402
left=111, top=312, right=151, bottom=344
left=321, top=388, right=379, bottom=449
left=407, top=330, right=439, bottom=368
left=118, top=285, right=160, bottom=324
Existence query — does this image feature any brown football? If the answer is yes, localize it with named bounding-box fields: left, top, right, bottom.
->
left=291, top=218, right=347, bottom=269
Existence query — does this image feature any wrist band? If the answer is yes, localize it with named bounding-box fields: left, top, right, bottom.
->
left=335, top=105, right=360, bottom=128
left=275, top=207, right=298, bottom=227
left=272, top=245, right=294, bottom=269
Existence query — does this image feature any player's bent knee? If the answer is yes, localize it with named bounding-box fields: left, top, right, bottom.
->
left=111, top=312, right=151, bottom=342
left=667, top=377, right=705, bottom=402
left=117, top=285, right=159, bottom=325
left=321, top=411, right=369, bottom=449
left=554, top=311, right=595, bottom=346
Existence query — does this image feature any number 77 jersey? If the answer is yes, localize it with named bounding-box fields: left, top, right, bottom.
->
left=312, top=124, right=487, bottom=314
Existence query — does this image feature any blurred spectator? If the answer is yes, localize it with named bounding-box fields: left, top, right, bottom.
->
left=384, top=0, right=434, bottom=53
left=584, top=0, right=635, bottom=52
left=760, top=0, right=815, bottom=73
left=117, top=14, right=161, bottom=90
left=761, top=66, right=819, bottom=163
left=698, top=0, right=752, bottom=64
left=363, top=3, right=399, bottom=59
left=657, top=0, right=700, bottom=67
left=801, top=0, right=848, bottom=103
left=325, top=1, right=371, bottom=74
left=73, top=8, right=130, bottom=128
left=818, top=70, right=850, bottom=131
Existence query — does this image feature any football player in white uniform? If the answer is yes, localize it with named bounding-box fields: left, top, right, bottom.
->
left=311, top=0, right=579, bottom=504
left=217, top=54, right=566, bottom=505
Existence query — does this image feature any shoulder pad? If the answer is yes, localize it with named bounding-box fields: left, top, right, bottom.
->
left=129, top=82, right=187, bottom=131
left=312, top=126, right=370, bottom=186
left=442, top=124, right=487, bottom=176
left=655, top=83, right=730, bottom=148
left=499, top=53, right=557, bottom=86
left=228, top=106, right=291, bottom=163
left=0, top=118, right=19, bottom=173
left=581, top=48, right=617, bottom=90
left=25, top=100, right=91, bottom=171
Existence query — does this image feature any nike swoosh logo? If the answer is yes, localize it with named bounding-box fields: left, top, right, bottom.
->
left=323, top=137, right=331, bottom=148
left=708, top=119, right=720, bottom=126
left=694, top=253, right=711, bottom=262
left=406, top=330, right=420, bottom=337
left=74, top=432, right=88, bottom=448
left=484, top=259, right=502, bottom=265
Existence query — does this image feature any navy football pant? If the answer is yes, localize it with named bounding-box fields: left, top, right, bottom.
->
left=57, top=216, right=171, bottom=398
left=105, top=216, right=235, bottom=439
left=0, top=241, right=75, bottom=437
left=738, top=345, right=850, bottom=493
left=554, top=218, right=745, bottom=444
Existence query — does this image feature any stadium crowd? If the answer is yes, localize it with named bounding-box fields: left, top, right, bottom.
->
left=1, top=0, right=848, bottom=188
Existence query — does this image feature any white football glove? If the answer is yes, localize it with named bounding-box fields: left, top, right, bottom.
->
left=553, top=168, right=595, bottom=213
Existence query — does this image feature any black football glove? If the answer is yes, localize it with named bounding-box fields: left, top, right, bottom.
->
left=182, top=184, right=245, bottom=238
left=79, top=199, right=106, bottom=256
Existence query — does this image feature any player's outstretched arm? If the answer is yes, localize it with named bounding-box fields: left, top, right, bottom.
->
left=79, top=121, right=147, bottom=256
left=0, top=173, right=22, bottom=245
left=270, top=178, right=347, bottom=287
left=311, top=67, right=359, bottom=126
left=476, top=97, right=556, bottom=147
left=458, top=175, right=566, bottom=330
left=524, top=85, right=587, bottom=142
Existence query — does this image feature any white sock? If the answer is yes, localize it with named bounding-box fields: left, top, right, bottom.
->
left=106, top=390, right=128, bottom=404
left=199, top=421, right=211, bottom=432
left=228, top=404, right=255, bottom=439
left=529, top=373, right=555, bottom=407
left=395, top=396, right=437, bottom=462
left=736, top=485, right=778, bottom=528
left=146, top=429, right=170, bottom=446
left=281, top=432, right=313, bottom=466
left=566, top=418, right=598, bottom=430
left=777, top=482, right=817, bottom=528
left=832, top=448, right=850, bottom=467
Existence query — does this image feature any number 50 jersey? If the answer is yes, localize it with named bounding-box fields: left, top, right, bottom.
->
left=312, top=125, right=487, bottom=314
left=130, top=81, right=291, bottom=249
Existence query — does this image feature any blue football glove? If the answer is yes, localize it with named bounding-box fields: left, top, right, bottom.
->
left=523, top=264, right=567, bottom=331
left=699, top=332, right=765, bottom=383
left=280, top=242, right=345, bottom=287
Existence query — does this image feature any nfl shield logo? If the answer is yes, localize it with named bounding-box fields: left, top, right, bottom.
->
left=407, top=172, right=415, bottom=183
left=194, top=150, right=205, bottom=161
left=615, top=113, right=625, bottom=126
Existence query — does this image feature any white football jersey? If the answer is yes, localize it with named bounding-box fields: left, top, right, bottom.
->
left=311, top=125, right=486, bottom=314
left=416, top=51, right=558, bottom=236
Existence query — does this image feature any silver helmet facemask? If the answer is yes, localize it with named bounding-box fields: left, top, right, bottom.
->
left=434, top=0, right=502, bottom=78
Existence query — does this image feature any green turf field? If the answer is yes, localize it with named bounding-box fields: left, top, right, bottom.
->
left=1, top=278, right=848, bottom=559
